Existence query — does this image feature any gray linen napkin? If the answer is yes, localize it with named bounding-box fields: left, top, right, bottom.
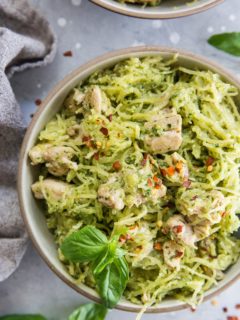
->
left=0, top=0, right=56, bottom=281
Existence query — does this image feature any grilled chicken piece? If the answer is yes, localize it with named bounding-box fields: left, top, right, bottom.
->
left=165, top=214, right=196, bottom=247
left=144, top=111, right=182, bottom=154
left=125, top=193, right=145, bottom=208
left=145, top=113, right=182, bottom=132
left=32, top=179, right=70, bottom=201
left=84, top=86, right=109, bottom=114
left=64, top=88, right=85, bottom=114
left=192, top=219, right=212, bottom=240
left=64, top=86, right=109, bottom=115
left=29, top=144, right=77, bottom=176
left=163, top=240, right=185, bottom=270
left=176, top=189, right=226, bottom=225
left=150, top=184, right=167, bottom=203
left=44, top=146, right=77, bottom=176
left=125, top=223, right=154, bottom=267
left=29, top=143, right=51, bottom=165
left=98, top=177, right=125, bottom=210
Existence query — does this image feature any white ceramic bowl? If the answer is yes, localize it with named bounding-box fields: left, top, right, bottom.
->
left=91, top=0, right=224, bottom=19
left=18, top=46, right=240, bottom=313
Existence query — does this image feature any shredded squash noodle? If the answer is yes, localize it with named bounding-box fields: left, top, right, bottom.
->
left=30, top=56, right=240, bottom=307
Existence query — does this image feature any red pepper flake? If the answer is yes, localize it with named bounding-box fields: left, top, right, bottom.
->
left=153, top=175, right=160, bottom=183
left=191, top=195, right=198, bottom=201
left=227, top=317, right=239, bottom=320
left=82, top=135, right=91, bottom=142
left=35, top=98, right=42, bottom=106
left=108, top=114, right=113, bottom=122
left=63, top=50, right=73, bottom=57
left=82, top=136, right=95, bottom=148
left=154, top=242, right=162, bottom=251
left=147, top=178, right=153, bottom=187
left=223, top=307, right=228, bottom=313
left=235, top=304, right=240, bottom=309
left=167, top=166, right=175, bottom=176
left=221, top=211, right=227, bottom=218
left=119, top=234, right=132, bottom=243
left=155, top=183, right=162, bottom=190
left=100, top=127, right=109, bottom=136
left=119, top=235, right=126, bottom=244
left=141, top=153, right=148, bottom=166
left=93, top=152, right=100, bottom=160
left=206, top=157, right=215, bottom=166
left=183, top=180, right=191, bottom=188
left=175, top=251, right=184, bottom=258
left=173, top=225, right=183, bottom=234
left=160, top=168, right=167, bottom=177
left=112, top=161, right=122, bottom=171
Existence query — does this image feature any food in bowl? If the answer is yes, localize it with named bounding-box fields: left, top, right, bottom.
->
left=91, top=0, right=224, bottom=19
left=29, top=55, right=240, bottom=308
left=117, top=0, right=160, bottom=5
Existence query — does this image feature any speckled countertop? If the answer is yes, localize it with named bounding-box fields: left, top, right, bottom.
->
left=1, top=0, right=240, bottom=319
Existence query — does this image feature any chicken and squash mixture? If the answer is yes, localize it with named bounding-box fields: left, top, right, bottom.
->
left=29, top=56, right=240, bottom=307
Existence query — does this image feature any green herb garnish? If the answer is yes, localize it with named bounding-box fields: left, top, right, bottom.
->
left=208, top=32, right=240, bottom=56
left=61, top=226, right=129, bottom=308
left=0, top=316, right=47, bottom=320
left=68, top=303, right=108, bottom=320
left=0, top=303, right=108, bottom=320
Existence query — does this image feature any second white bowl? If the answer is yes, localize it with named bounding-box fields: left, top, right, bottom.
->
left=91, top=0, right=224, bottom=19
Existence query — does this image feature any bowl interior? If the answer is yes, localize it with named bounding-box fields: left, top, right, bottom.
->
left=91, top=0, right=223, bottom=18
left=19, top=47, right=240, bottom=313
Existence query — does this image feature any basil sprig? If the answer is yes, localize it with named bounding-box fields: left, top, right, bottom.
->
left=68, top=303, right=108, bottom=320
left=61, top=226, right=108, bottom=262
left=94, top=256, right=129, bottom=308
left=0, top=316, right=47, bottom=320
left=208, top=32, right=240, bottom=56
left=0, top=303, right=108, bottom=320
left=61, top=226, right=129, bottom=308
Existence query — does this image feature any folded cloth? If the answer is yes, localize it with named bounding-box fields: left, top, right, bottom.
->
left=0, top=0, right=56, bottom=281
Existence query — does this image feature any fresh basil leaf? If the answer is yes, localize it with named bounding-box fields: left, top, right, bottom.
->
left=93, top=242, right=117, bottom=276
left=115, top=247, right=125, bottom=258
left=95, top=257, right=129, bottom=308
left=68, top=303, right=107, bottom=320
left=61, top=226, right=108, bottom=262
left=208, top=32, right=240, bottom=56
left=93, top=243, right=126, bottom=276
left=0, top=315, right=46, bottom=320
left=61, top=226, right=129, bottom=308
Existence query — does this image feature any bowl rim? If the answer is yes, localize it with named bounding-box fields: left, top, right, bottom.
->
left=90, top=0, right=224, bottom=19
left=18, top=46, right=240, bottom=313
